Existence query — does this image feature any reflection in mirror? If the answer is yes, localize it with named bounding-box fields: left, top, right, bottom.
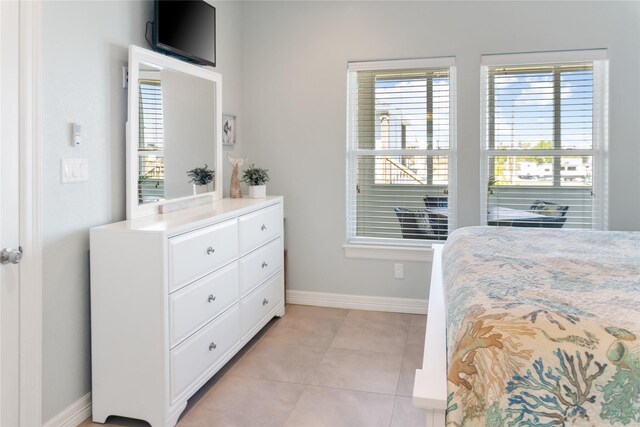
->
left=138, top=76, right=165, bottom=203
left=137, top=64, right=217, bottom=204
left=127, top=46, right=222, bottom=219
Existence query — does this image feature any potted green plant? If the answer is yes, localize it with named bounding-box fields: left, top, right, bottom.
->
left=487, top=175, right=496, bottom=195
left=487, top=175, right=497, bottom=213
left=186, top=164, right=215, bottom=195
left=242, top=164, right=270, bottom=198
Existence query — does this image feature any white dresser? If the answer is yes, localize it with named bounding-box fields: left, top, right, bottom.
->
left=89, top=197, right=284, bottom=427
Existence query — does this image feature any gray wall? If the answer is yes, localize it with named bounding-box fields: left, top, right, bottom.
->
left=240, top=1, right=640, bottom=299
left=41, top=0, right=243, bottom=421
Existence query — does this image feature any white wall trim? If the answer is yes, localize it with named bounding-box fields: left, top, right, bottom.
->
left=348, top=56, right=456, bottom=71
left=42, top=392, right=91, bottom=427
left=481, top=48, right=608, bottom=65
left=19, top=1, right=43, bottom=426
left=342, top=243, right=433, bottom=262
left=286, top=290, right=428, bottom=314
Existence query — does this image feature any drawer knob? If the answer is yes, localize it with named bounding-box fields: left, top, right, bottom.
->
left=207, top=246, right=215, bottom=255
left=209, top=342, right=217, bottom=351
left=208, top=294, right=216, bottom=303
left=261, top=224, right=267, bottom=231
left=262, top=298, right=269, bottom=306
left=262, top=261, right=268, bottom=268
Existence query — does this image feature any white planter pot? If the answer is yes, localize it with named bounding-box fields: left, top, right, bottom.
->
left=193, top=183, right=210, bottom=195
left=248, top=185, right=266, bottom=199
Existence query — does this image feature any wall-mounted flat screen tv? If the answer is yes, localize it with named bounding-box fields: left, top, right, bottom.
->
left=153, top=0, right=216, bottom=67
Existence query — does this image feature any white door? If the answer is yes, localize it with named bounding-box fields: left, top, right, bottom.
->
left=0, top=1, right=22, bottom=425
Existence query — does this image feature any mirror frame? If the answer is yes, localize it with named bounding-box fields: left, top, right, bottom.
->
left=126, top=45, right=223, bottom=219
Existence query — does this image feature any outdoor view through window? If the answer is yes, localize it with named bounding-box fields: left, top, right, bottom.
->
left=487, top=64, right=593, bottom=187
left=347, top=61, right=453, bottom=242
left=483, top=61, right=601, bottom=230
left=347, top=56, right=604, bottom=245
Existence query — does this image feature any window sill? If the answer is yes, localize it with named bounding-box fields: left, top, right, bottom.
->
left=343, top=243, right=435, bottom=262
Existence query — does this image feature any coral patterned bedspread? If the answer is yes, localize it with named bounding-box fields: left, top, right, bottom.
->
left=443, top=227, right=640, bottom=426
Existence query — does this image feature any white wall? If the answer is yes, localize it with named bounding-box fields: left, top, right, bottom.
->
left=41, top=0, right=243, bottom=420
left=240, top=1, right=640, bottom=299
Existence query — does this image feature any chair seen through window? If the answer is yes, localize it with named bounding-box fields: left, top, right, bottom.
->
left=511, top=200, right=569, bottom=228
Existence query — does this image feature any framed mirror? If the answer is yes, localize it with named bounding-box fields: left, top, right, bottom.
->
left=126, top=45, right=222, bottom=219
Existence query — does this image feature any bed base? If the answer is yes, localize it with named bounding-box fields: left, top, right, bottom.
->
left=412, top=244, right=447, bottom=427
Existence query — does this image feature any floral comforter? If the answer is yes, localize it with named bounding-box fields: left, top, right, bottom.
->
left=443, top=227, right=640, bottom=426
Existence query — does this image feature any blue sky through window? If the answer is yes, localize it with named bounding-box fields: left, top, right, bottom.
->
left=374, top=73, right=450, bottom=151
left=491, top=67, right=593, bottom=150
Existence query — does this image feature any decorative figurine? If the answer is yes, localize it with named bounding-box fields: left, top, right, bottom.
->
left=228, top=155, right=246, bottom=198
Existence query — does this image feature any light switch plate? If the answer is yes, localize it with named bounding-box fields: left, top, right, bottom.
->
left=61, top=158, right=89, bottom=183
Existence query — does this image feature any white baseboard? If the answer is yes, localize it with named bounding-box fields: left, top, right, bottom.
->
left=286, top=290, right=428, bottom=314
left=43, top=392, right=91, bottom=427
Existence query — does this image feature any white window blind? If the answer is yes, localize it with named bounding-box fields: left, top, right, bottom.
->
left=480, top=52, right=608, bottom=230
left=138, top=79, right=165, bottom=203
left=347, top=59, right=456, bottom=244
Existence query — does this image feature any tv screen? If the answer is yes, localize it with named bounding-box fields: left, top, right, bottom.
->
left=154, top=0, right=216, bottom=66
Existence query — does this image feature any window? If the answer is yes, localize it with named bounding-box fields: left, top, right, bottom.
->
left=480, top=51, right=608, bottom=230
left=138, top=79, right=165, bottom=203
left=346, top=58, right=456, bottom=245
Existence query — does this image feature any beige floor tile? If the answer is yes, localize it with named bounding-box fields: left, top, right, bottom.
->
left=390, top=396, right=428, bottom=427
left=179, top=376, right=305, bottom=427
left=265, top=315, right=344, bottom=347
left=409, top=313, right=428, bottom=328
left=330, top=319, right=408, bottom=356
left=284, top=385, right=395, bottom=427
left=406, top=324, right=427, bottom=346
left=284, top=304, right=349, bottom=320
left=81, top=306, right=428, bottom=427
left=242, top=335, right=327, bottom=361
left=344, top=309, right=412, bottom=326
left=308, top=347, right=403, bottom=395
left=228, top=337, right=326, bottom=383
left=396, top=342, right=425, bottom=397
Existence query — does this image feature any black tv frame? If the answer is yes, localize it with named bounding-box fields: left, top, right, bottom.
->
left=152, top=0, right=216, bottom=67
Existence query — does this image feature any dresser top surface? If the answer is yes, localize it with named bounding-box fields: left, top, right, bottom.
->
left=93, top=196, right=283, bottom=234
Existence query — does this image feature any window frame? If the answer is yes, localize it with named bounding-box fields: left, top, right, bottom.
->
left=479, top=50, right=608, bottom=230
left=345, top=57, right=457, bottom=252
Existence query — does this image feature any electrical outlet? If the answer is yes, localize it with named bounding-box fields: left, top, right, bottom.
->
left=394, top=263, right=404, bottom=279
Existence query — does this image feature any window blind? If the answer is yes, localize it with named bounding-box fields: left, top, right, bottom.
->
left=347, top=59, right=456, bottom=244
left=138, top=80, right=165, bottom=203
left=481, top=55, right=607, bottom=230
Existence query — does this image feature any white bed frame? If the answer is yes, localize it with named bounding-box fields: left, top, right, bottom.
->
left=412, top=244, right=447, bottom=427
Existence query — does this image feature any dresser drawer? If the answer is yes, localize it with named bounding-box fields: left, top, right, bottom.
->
left=239, top=237, right=282, bottom=297
left=240, top=272, right=284, bottom=338
left=170, top=262, right=239, bottom=348
left=170, top=304, right=240, bottom=401
left=169, top=219, right=239, bottom=292
left=238, top=204, right=282, bottom=254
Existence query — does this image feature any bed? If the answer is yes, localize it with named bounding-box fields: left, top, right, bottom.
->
left=413, top=226, right=640, bottom=426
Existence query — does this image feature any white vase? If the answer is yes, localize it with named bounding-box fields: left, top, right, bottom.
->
left=193, top=183, right=210, bottom=195
left=248, top=185, right=266, bottom=199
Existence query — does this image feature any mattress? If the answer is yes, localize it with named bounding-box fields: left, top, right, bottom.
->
left=443, top=227, right=640, bottom=426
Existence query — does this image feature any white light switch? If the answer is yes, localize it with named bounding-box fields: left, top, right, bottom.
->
left=61, top=158, right=89, bottom=183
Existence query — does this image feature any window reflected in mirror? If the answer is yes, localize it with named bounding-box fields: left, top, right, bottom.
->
left=138, top=79, right=165, bottom=203
left=135, top=64, right=217, bottom=205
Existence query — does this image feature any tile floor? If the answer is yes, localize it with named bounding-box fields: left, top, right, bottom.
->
left=80, top=304, right=427, bottom=427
